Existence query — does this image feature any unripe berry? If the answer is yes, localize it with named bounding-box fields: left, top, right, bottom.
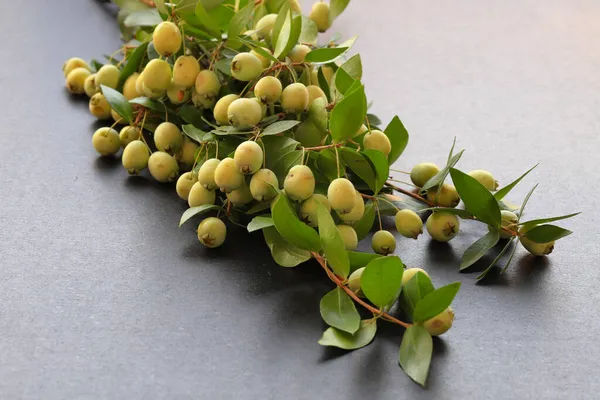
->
left=227, top=98, right=263, bottom=128
left=251, top=49, right=272, bottom=69
left=152, top=21, right=182, bottom=57
left=198, top=158, right=221, bottom=190
left=213, top=94, right=239, bottom=125
left=135, top=72, right=145, bottom=96
left=191, top=87, right=215, bottom=108
left=289, top=0, right=301, bottom=13
left=94, top=64, right=120, bottom=90
left=172, top=55, right=200, bottom=88
left=188, top=181, right=217, bottom=207
left=92, top=127, right=120, bottom=156
left=306, top=85, right=327, bottom=105
left=423, top=307, right=454, bottom=336
left=281, top=83, right=309, bottom=113
left=427, top=183, right=460, bottom=208
left=143, top=59, right=172, bottom=93
left=401, top=268, right=430, bottom=286
left=284, top=165, right=315, bottom=201
left=337, top=225, right=358, bottom=251
left=338, top=191, right=364, bottom=225
left=410, top=163, right=440, bottom=187
left=254, top=76, right=282, bottom=104
left=154, top=122, right=183, bottom=155
left=363, top=130, right=391, bottom=156
left=327, top=178, right=356, bottom=215
left=518, top=225, right=555, bottom=256
left=234, top=141, right=263, bottom=174
left=63, top=57, right=90, bottom=77
left=347, top=267, right=365, bottom=297
left=309, top=2, right=331, bottom=32
left=197, top=217, right=227, bottom=248
left=214, top=158, right=244, bottom=192
left=310, top=66, right=334, bottom=85
left=299, top=194, right=331, bottom=227
left=119, top=125, right=140, bottom=148
left=111, top=108, right=126, bottom=125
left=372, top=230, right=396, bottom=255
left=353, top=124, right=368, bottom=138
left=395, top=209, right=423, bottom=239
left=89, top=93, right=111, bottom=119
left=148, top=151, right=179, bottom=182
left=426, top=212, right=460, bottom=242
left=254, top=97, right=267, bottom=119
left=84, top=74, right=99, bottom=97
left=493, top=210, right=518, bottom=239
left=231, top=52, right=263, bottom=82
left=177, top=137, right=200, bottom=170
left=226, top=181, right=254, bottom=207
left=122, top=140, right=149, bottom=174
left=171, top=83, right=192, bottom=105
left=255, top=14, right=277, bottom=39
left=194, top=70, right=220, bottom=97
left=249, top=168, right=279, bottom=202
left=65, top=67, right=91, bottom=94
left=122, top=72, right=141, bottom=100
left=288, top=44, right=311, bottom=64
left=176, top=172, right=197, bottom=201
left=468, top=169, right=499, bottom=191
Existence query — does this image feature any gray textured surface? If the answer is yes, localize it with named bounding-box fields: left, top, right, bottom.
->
left=1, top=0, right=599, bottom=399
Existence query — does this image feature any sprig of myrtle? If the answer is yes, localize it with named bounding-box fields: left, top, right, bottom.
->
left=61, top=0, right=579, bottom=388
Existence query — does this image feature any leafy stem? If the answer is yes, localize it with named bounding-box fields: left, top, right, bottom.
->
left=386, top=181, right=434, bottom=207
left=311, top=252, right=412, bottom=329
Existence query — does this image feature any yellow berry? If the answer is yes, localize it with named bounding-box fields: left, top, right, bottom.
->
left=173, top=55, right=200, bottom=88
left=281, top=83, right=309, bottom=113
left=306, top=85, right=327, bottom=105
left=299, top=194, right=331, bottom=227
left=327, top=178, right=356, bottom=215
left=214, top=158, right=244, bottom=193
left=363, top=130, right=391, bottom=156
left=309, top=2, right=331, bottom=32
left=338, top=191, right=365, bottom=225
left=148, top=151, right=179, bottom=182
left=231, top=52, right=263, bottom=82
left=153, top=21, right=182, bottom=57
left=197, top=217, right=226, bottom=248
left=94, top=64, right=120, bottom=90
left=255, top=14, right=277, bottom=38
left=234, top=141, right=264, bottom=175
left=255, top=76, right=282, bottom=104
left=395, top=209, right=423, bottom=239
left=227, top=98, right=263, bottom=128
left=423, top=307, right=454, bottom=336
left=372, top=230, right=396, bottom=255
left=426, top=212, right=460, bottom=242
left=401, top=268, right=430, bottom=286
left=337, top=225, right=358, bottom=250
left=283, top=165, right=315, bottom=201
left=89, top=93, right=111, bottom=119
left=226, top=181, right=254, bottom=207
left=92, top=127, right=120, bottom=156
left=198, top=158, right=221, bottom=190
left=410, top=162, right=440, bottom=187
left=63, top=57, right=90, bottom=77
left=468, top=169, right=499, bottom=191
left=119, top=126, right=140, bottom=148
left=427, top=183, right=460, bottom=208
left=251, top=49, right=272, bottom=69
left=65, top=67, right=91, bottom=94
left=188, top=182, right=217, bottom=207
left=84, top=73, right=99, bottom=97
left=122, top=73, right=141, bottom=100
left=166, top=82, right=190, bottom=105
left=122, top=140, right=149, bottom=174
left=249, top=168, right=279, bottom=202
left=176, top=172, right=197, bottom=201
left=154, top=122, right=183, bottom=155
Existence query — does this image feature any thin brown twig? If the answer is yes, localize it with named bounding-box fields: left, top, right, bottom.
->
left=386, top=181, right=434, bottom=207
left=311, top=252, right=412, bottom=329
left=303, top=143, right=343, bottom=151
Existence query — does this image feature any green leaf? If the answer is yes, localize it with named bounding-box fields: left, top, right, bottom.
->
left=237, top=38, right=279, bottom=63
left=305, top=46, right=350, bottom=63
left=317, top=204, right=350, bottom=278
left=100, top=85, right=133, bottom=123
left=450, top=168, right=501, bottom=227
left=476, top=237, right=515, bottom=281
left=500, top=239, right=519, bottom=275
left=273, top=150, right=303, bottom=183
left=179, top=205, right=221, bottom=227
left=195, top=1, right=222, bottom=39
left=460, top=230, right=500, bottom=270
left=129, top=96, right=166, bottom=113
left=362, top=149, right=389, bottom=194
left=360, top=256, right=404, bottom=309
left=399, top=325, right=433, bottom=387
left=124, top=9, right=162, bottom=27
left=421, top=149, right=464, bottom=192
left=340, top=148, right=375, bottom=190
left=412, top=282, right=461, bottom=323
left=271, top=194, right=321, bottom=251
left=317, top=66, right=331, bottom=102
left=330, top=67, right=354, bottom=99
left=400, top=272, right=434, bottom=319
left=118, top=41, right=148, bottom=89
left=519, top=212, right=581, bottom=230
left=299, top=16, right=319, bottom=45
left=247, top=215, right=274, bottom=232
left=353, top=202, right=376, bottom=241
left=263, top=226, right=312, bottom=267
left=179, top=104, right=206, bottom=127
left=348, top=251, right=382, bottom=273
left=339, top=54, right=362, bottom=80
left=227, top=1, right=254, bottom=39
left=318, top=319, right=377, bottom=350
left=274, top=12, right=302, bottom=59
left=271, top=3, right=290, bottom=48
left=494, top=164, right=538, bottom=201
left=330, top=85, right=367, bottom=142
left=518, top=184, right=538, bottom=221
left=524, top=224, right=572, bottom=243
left=262, top=120, right=301, bottom=136
left=246, top=201, right=272, bottom=215
left=182, top=124, right=212, bottom=143
left=214, top=57, right=233, bottom=76
left=383, top=116, right=409, bottom=164
left=319, top=287, right=361, bottom=334
left=329, top=0, right=350, bottom=23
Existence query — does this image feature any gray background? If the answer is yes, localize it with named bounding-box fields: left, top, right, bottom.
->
left=1, top=0, right=599, bottom=399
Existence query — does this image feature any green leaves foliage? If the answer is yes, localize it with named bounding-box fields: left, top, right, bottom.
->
left=271, top=194, right=321, bottom=251
left=400, top=272, right=434, bottom=319
left=399, top=325, right=433, bottom=387
left=318, top=319, right=377, bottom=350
left=362, top=149, right=389, bottom=194
left=353, top=202, right=376, bottom=241
left=317, top=204, right=350, bottom=279
left=460, top=230, right=500, bottom=271
left=330, top=85, right=367, bottom=142
left=274, top=11, right=302, bottom=59
left=247, top=215, right=274, bottom=232
left=476, top=237, right=515, bottom=281
left=227, top=1, right=254, bottom=39
left=360, top=256, right=404, bottom=309
left=179, top=205, right=221, bottom=227
left=320, top=287, right=361, bottom=334
left=421, top=143, right=464, bottom=193
left=100, top=85, right=133, bottom=123
left=261, top=120, right=301, bottom=136
left=450, top=168, right=501, bottom=227
left=384, top=116, right=409, bottom=164
left=123, top=9, right=162, bottom=27
left=263, top=226, right=311, bottom=267
left=118, top=41, right=148, bottom=89
left=299, top=16, right=319, bottom=45
left=412, top=282, right=461, bottom=323
left=329, top=0, right=351, bottom=24
left=524, top=224, right=572, bottom=243
left=519, top=212, right=580, bottom=230
left=348, top=251, right=382, bottom=273
left=494, top=164, right=537, bottom=201
left=195, top=1, right=222, bottom=39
